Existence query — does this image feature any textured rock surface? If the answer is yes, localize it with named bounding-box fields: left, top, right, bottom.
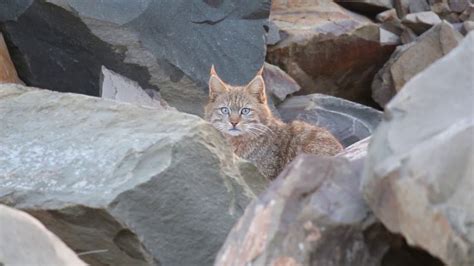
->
left=0, top=33, right=22, bottom=84
left=267, top=0, right=396, bottom=105
left=0, top=84, right=267, bottom=266
left=0, top=0, right=270, bottom=116
left=362, top=32, right=474, bottom=266
left=402, top=11, right=442, bottom=34
left=100, top=66, right=166, bottom=109
left=372, top=22, right=463, bottom=106
left=0, top=204, right=86, bottom=266
left=278, top=94, right=382, bottom=147
left=215, top=138, right=394, bottom=266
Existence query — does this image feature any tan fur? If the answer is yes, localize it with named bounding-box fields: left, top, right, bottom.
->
left=205, top=66, right=343, bottom=180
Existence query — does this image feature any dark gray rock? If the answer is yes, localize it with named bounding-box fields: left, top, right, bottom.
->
left=0, top=0, right=270, bottom=116
left=0, top=83, right=267, bottom=266
left=277, top=94, right=382, bottom=147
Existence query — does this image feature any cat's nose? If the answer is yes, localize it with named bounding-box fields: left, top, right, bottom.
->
left=230, top=122, right=239, bottom=127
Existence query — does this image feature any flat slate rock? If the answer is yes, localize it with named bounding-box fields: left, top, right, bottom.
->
left=0, top=0, right=270, bottom=116
left=278, top=94, right=383, bottom=147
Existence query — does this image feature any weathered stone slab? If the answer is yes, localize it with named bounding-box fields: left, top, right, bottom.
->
left=0, top=83, right=266, bottom=266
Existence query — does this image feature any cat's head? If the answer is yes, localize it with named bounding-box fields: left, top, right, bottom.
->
left=204, top=65, right=273, bottom=137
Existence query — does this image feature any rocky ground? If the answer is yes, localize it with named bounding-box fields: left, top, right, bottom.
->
left=0, top=0, right=473, bottom=266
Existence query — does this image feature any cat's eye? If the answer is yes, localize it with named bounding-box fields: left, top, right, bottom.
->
left=220, top=107, right=230, bottom=114
left=240, top=108, right=250, bottom=115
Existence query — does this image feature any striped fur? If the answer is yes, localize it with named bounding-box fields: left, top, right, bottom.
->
left=204, top=67, right=343, bottom=179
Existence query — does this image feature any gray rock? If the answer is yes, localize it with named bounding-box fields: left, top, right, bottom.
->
left=0, top=204, right=86, bottom=266
left=215, top=138, right=393, bottom=266
left=402, top=11, right=442, bottom=34
left=0, top=84, right=267, bottom=266
left=267, top=0, right=396, bottom=105
left=277, top=94, right=383, bottom=147
left=372, top=22, right=463, bottom=106
left=263, top=63, right=300, bottom=103
left=362, top=32, right=474, bottom=266
left=0, top=0, right=270, bottom=116
left=100, top=66, right=167, bottom=109
left=394, top=0, right=431, bottom=18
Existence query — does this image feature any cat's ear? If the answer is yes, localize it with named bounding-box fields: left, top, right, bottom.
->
left=245, top=72, right=266, bottom=103
left=209, top=65, right=228, bottom=101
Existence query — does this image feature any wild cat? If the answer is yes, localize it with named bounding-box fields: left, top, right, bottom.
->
left=204, top=66, right=343, bottom=179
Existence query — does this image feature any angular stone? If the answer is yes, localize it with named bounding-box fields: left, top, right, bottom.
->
left=215, top=138, right=395, bottom=266
left=267, top=0, right=396, bottom=105
left=335, top=0, right=394, bottom=16
left=362, top=32, right=474, bottom=266
left=0, top=84, right=266, bottom=266
left=402, top=11, right=442, bottom=34
left=278, top=94, right=382, bottom=147
left=0, top=204, right=86, bottom=266
left=394, top=0, right=431, bottom=19
left=263, top=62, right=300, bottom=102
left=100, top=66, right=166, bottom=109
left=0, top=0, right=270, bottom=116
left=0, top=33, right=23, bottom=84
left=372, top=22, right=463, bottom=106
left=377, top=8, right=404, bottom=36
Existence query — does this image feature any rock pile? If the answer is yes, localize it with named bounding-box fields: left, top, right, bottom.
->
left=0, top=0, right=472, bottom=265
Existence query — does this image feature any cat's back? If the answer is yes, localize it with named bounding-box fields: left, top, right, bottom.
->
left=286, top=120, right=343, bottom=156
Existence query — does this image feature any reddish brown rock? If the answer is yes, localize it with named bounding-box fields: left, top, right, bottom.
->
left=0, top=33, right=22, bottom=84
left=215, top=138, right=394, bottom=266
left=267, top=0, right=396, bottom=105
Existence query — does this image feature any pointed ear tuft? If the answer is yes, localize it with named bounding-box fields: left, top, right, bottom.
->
left=210, top=64, right=217, bottom=76
left=256, top=65, right=264, bottom=76
left=245, top=75, right=266, bottom=103
left=209, top=71, right=228, bottom=101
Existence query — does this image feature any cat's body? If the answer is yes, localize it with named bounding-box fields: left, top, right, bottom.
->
left=205, top=66, right=342, bottom=179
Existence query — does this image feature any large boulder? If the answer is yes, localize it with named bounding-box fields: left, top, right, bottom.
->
left=371, top=21, right=463, bottom=106
left=215, top=138, right=396, bottom=266
left=0, top=0, right=270, bottom=116
left=266, top=0, right=396, bottom=105
left=277, top=94, right=382, bottom=147
left=0, top=84, right=267, bottom=266
left=362, top=32, right=474, bottom=266
left=0, top=204, right=86, bottom=266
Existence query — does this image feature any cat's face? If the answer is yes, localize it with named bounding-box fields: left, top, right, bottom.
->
left=204, top=66, right=272, bottom=137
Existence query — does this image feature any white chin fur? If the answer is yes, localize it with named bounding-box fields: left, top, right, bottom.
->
left=225, top=129, right=243, bottom=136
